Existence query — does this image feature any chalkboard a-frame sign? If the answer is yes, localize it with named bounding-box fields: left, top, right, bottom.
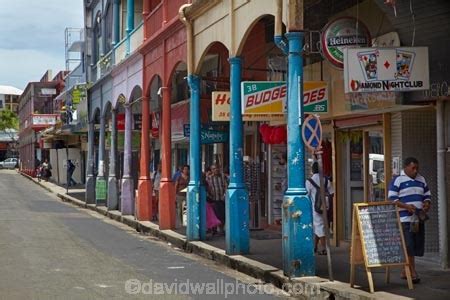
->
left=350, top=202, right=414, bottom=293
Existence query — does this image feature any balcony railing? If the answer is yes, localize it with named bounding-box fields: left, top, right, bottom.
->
left=114, top=38, right=127, bottom=65
left=145, top=2, right=163, bottom=38
left=114, top=22, right=143, bottom=65
left=91, top=50, right=114, bottom=82
left=130, top=23, right=143, bottom=54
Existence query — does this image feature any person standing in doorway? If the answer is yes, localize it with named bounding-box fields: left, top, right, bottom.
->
left=152, top=163, right=162, bottom=221
left=206, top=164, right=228, bottom=234
left=67, top=159, right=77, bottom=186
left=42, top=159, right=52, bottom=181
left=174, top=165, right=189, bottom=227
left=306, top=162, right=334, bottom=255
left=388, top=157, right=431, bottom=284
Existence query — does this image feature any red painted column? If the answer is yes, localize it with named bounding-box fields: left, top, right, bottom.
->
left=158, top=86, right=175, bottom=229
left=137, top=94, right=153, bottom=220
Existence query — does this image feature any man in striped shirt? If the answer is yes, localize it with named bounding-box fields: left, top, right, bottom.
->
left=388, top=157, right=431, bottom=283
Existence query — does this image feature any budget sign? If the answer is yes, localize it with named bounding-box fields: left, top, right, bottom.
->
left=241, top=81, right=286, bottom=114
left=303, top=81, right=329, bottom=113
left=242, top=81, right=328, bottom=115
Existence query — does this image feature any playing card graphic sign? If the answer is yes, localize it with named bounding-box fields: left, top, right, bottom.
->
left=344, top=47, right=429, bottom=93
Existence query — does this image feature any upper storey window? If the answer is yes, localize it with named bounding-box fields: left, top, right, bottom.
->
left=93, top=11, right=102, bottom=63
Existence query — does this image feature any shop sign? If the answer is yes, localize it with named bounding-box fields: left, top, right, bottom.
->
left=344, top=47, right=430, bottom=93
left=32, top=115, right=58, bottom=126
left=71, top=84, right=86, bottom=105
left=151, top=112, right=160, bottom=138
left=212, top=91, right=285, bottom=122
left=345, top=91, right=399, bottom=111
left=241, top=81, right=286, bottom=114
left=40, top=88, right=57, bottom=95
left=321, top=17, right=371, bottom=69
left=183, top=124, right=228, bottom=144
left=117, top=113, right=125, bottom=131
left=303, top=81, right=329, bottom=113
left=133, top=114, right=142, bottom=130
left=240, top=81, right=329, bottom=114
left=95, top=180, right=107, bottom=201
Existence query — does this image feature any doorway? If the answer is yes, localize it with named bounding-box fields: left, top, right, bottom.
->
left=339, top=128, right=385, bottom=240
left=340, top=130, right=364, bottom=240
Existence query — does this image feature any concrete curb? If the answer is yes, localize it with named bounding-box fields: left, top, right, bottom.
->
left=20, top=171, right=383, bottom=299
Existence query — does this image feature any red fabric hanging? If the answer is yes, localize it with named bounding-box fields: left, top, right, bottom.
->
left=322, top=139, right=332, bottom=177
left=259, top=124, right=287, bottom=145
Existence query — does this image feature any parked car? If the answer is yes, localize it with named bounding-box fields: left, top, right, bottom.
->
left=0, top=157, right=18, bottom=169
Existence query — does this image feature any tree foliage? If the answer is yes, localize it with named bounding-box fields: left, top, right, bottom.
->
left=0, top=109, right=19, bottom=132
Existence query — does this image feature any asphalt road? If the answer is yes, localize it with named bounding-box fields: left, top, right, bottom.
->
left=0, top=170, right=287, bottom=300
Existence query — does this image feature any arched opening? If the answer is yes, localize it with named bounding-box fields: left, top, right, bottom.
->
left=103, top=101, right=113, bottom=190
left=92, top=107, right=101, bottom=177
left=170, top=62, right=189, bottom=104
left=104, top=1, right=113, bottom=54
left=196, top=41, right=230, bottom=176
left=167, top=62, right=190, bottom=176
left=149, top=75, right=162, bottom=174
left=93, top=11, right=102, bottom=63
left=114, top=94, right=126, bottom=202
left=129, top=85, right=143, bottom=190
left=237, top=15, right=286, bottom=229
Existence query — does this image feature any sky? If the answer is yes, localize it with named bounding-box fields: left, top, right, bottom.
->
left=0, top=0, right=84, bottom=90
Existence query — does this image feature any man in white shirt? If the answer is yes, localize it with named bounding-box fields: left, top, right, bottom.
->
left=306, top=162, right=334, bottom=255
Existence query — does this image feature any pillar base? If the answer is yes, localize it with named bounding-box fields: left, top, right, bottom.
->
left=85, top=175, right=96, bottom=204
left=136, top=177, right=152, bottom=221
left=186, top=183, right=206, bottom=241
left=107, top=176, right=119, bottom=210
left=121, top=176, right=134, bottom=215
left=159, top=180, right=176, bottom=230
left=282, top=191, right=315, bottom=277
left=225, top=186, right=249, bottom=255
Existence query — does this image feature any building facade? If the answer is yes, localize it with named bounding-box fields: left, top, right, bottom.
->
left=0, top=85, right=22, bottom=160
left=77, top=0, right=449, bottom=273
left=18, top=71, right=66, bottom=176
left=83, top=0, right=145, bottom=213
left=40, top=28, right=88, bottom=187
left=0, top=85, right=22, bottom=114
left=179, top=0, right=450, bottom=273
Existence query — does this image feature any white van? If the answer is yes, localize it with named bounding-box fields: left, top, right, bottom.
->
left=369, top=154, right=384, bottom=184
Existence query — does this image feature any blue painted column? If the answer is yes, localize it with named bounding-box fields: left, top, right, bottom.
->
left=96, top=114, right=107, bottom=205
left=226, top=57, right=249, bottom=255
left=121, top=105, right=134, bottom=215
left=126, top=0, right=135, bottom=55
left=282, top=32, right=315, bottom=277
left=85, top=120, right=96, bottom=204
left=186, top=75, right=206, bottom=241
left=108, top=109, right=119, bottom=210
left=112, top=0, right=120, bottom=46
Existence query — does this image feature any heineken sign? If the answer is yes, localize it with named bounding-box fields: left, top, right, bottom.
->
left=322, top=17, right=371, bottom=69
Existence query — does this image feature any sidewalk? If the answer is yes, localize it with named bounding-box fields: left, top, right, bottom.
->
left=21, top=172, right=450, bottom=300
